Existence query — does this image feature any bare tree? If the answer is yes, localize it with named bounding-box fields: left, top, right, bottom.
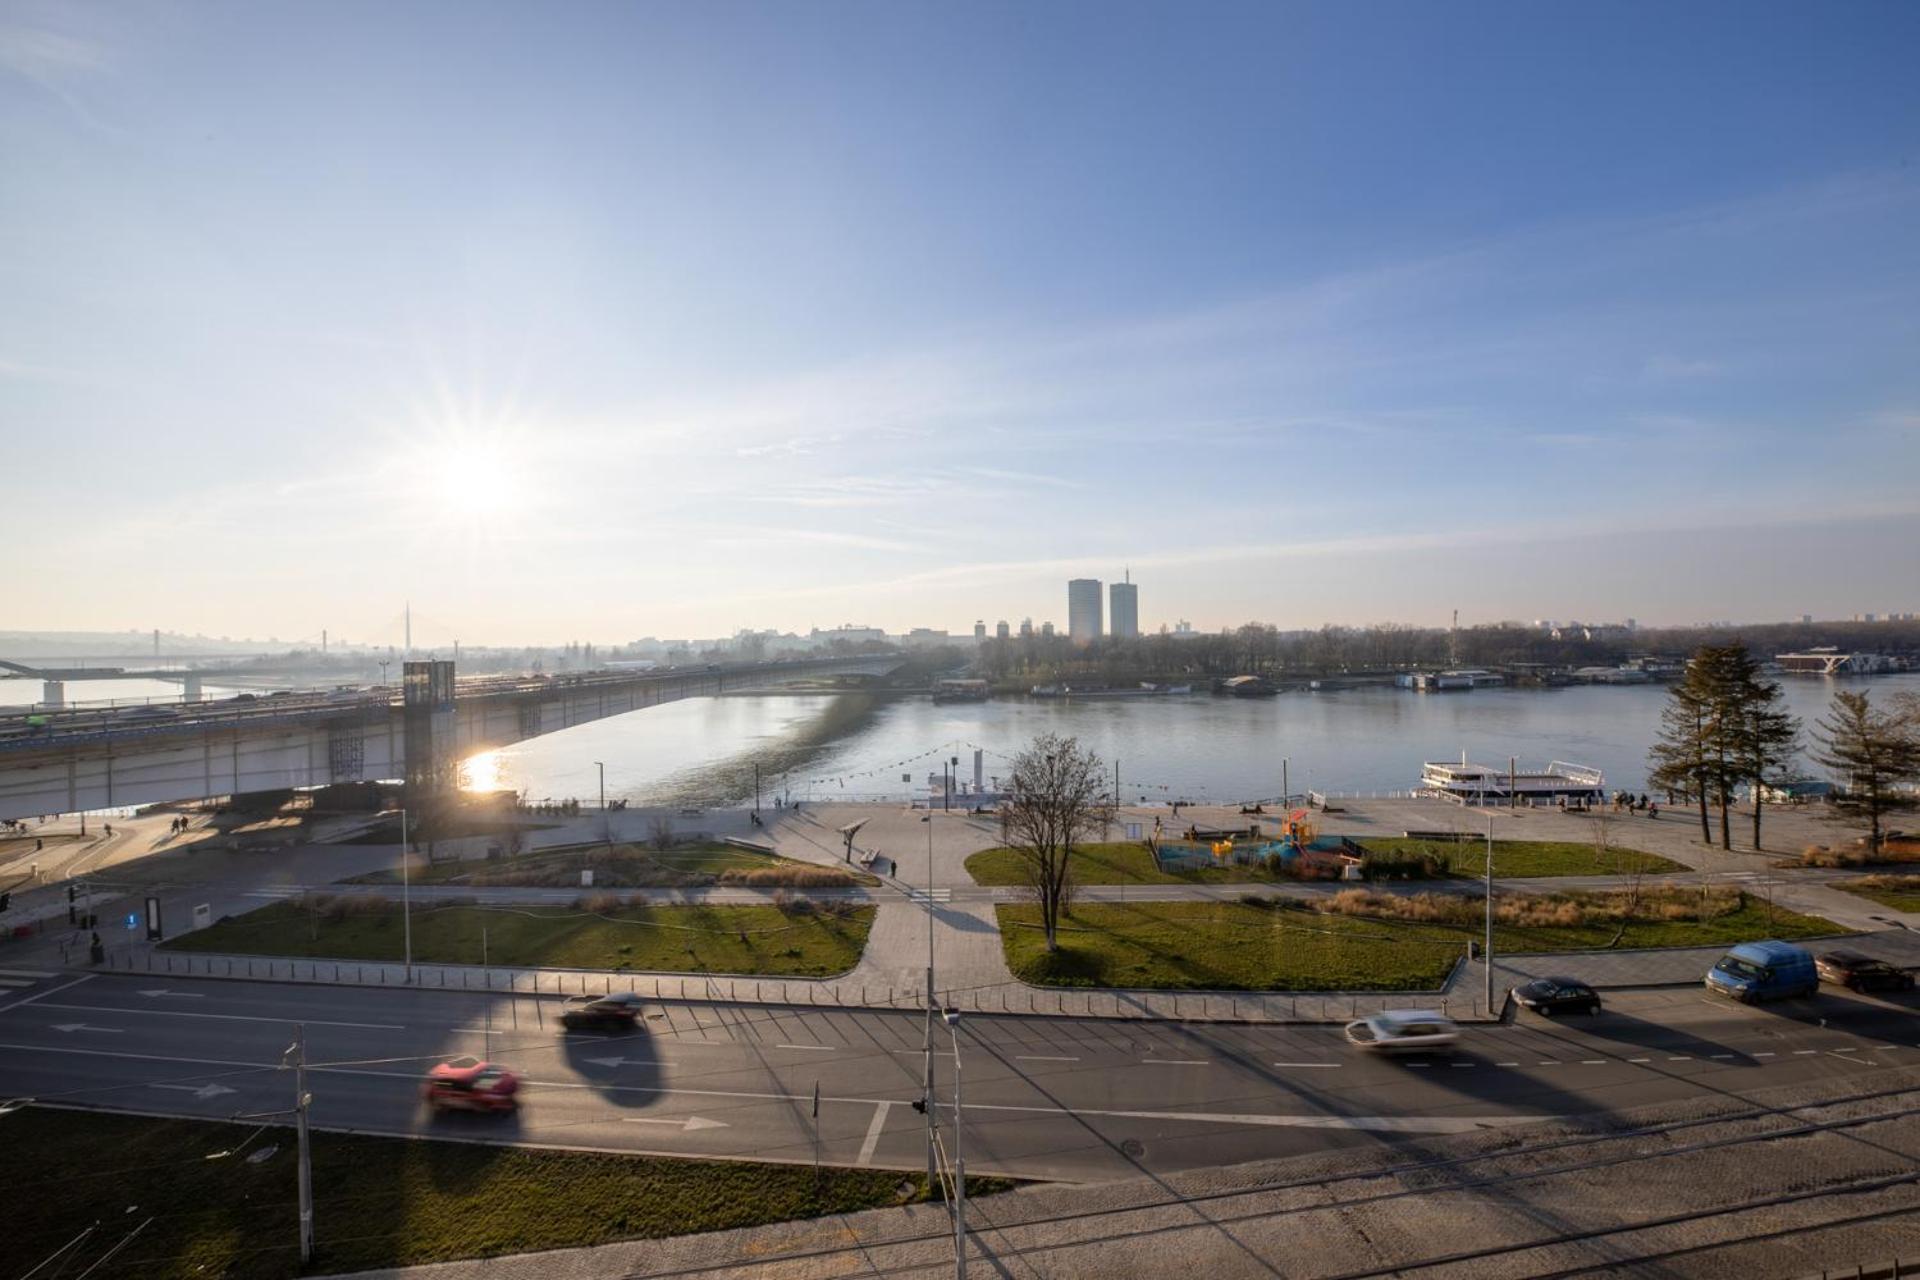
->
left=648, top=815, right=676, bottom=852
left=1000, top=733, right=1111, bottom=953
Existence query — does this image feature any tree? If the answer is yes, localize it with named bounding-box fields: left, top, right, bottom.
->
left=1648, top=653, right=1717, bottom=845
left=1710, top=645, right=1800, bottom=852
left=999, top=733, right=1111, bottom=954
left=1812, top=690, right=1920, bottom=855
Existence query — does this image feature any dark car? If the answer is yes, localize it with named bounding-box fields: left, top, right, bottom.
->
left=1816, top=950, right=1917, bottom=993
left=1511, top=977, right=1602, bottom=1016
left=559, top=991, right=646, bottom=1031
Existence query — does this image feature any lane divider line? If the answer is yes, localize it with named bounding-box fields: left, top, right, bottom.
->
left=776, top=1044, right=836, bottom=1052
left=1142, top=1059, right=1208, bottom=1066
left=857, top=1101, right=892, bottom=1166
left=31, top=1002, right=403, bottom=1031
left=0, top=974, right=94, bottom=1017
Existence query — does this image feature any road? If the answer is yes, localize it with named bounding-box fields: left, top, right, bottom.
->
left=0, top=968, right=1915, bottom=1183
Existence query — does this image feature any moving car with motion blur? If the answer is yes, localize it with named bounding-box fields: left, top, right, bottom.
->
left=1510, top=977, right=1602, bottom=1016
left=1343, top=1009, right=1460, bottom=1054
left=559, top=991, right=646, bottom=1031
left=1815, top=950, right=1916, bottom=993
left=424, top=1057, right=520, bottom=1113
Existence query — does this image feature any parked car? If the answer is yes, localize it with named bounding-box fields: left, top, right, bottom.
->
left=424, top=1057, right=519, bottom=1113
left=559, top=991, right=645, bottom=1031
left=1705, top=940, right=1819, bottom=1004
left=1343, top=1010, right=1460, bottom=1054
left=1510, top=977, right=1602, bottom=1016
left=1816, top=950, right=1917, bottom=993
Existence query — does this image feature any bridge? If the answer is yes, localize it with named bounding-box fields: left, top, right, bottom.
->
left=0, top=655, right=904, bottom=821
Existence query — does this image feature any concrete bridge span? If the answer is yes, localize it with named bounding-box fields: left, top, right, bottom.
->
left=0, top=656, right=903, bottom=820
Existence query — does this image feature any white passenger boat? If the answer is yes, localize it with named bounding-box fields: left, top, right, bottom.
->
left=1419, top=755, right=1605, bottom=805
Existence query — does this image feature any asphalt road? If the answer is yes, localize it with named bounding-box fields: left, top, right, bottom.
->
left=0, top=968, right=1914, bottom=1183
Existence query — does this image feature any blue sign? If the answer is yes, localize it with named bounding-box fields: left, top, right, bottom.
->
left=125, top=912, right=139, bottom=931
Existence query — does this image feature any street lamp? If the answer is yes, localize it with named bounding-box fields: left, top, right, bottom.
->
left=920, top=811, right=936, bottom=1190
left=595, top=761, right=609, bottom=847
left=400, top=807, right=413, bottom=983
left=944, top=1009, right=967, bottom=1278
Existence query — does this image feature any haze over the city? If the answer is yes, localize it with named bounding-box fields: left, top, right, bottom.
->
left=4, top=1, right=1918, bottom=644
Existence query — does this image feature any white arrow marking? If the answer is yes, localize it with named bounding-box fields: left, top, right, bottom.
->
left=138, top=989, right=205, bottom=999
left=150, top=1082, right=237, bottom=1099
left=51, top=1023, right=121, bottom=1034
left=620, top=1115, right=729, bottom=1131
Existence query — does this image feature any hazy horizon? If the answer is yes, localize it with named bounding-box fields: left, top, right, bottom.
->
left=5, top=2, right=1918, bottom=645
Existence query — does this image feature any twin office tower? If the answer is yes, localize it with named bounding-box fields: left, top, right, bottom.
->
left=1068, top=574, right=1138, bottom=644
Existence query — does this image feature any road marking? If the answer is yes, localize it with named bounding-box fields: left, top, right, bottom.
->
left=1829, top=1053, right=1873, bottom=1066
left=51, top=1023, right=122, bottom=1034
left=1666, top=1056, right=1692, bottom=1062
left=583, top=1056, right=661, bottom=1069
left=620, top=1115, right=728, bottom=1132
left=0, top=968, right=55, bottom=979
left=858, top=1101, right=892, bottom=1166
left=1015, top=1055, right=1080, bottom=1063
left=33, top=1002, right=403, bottom=1031
left=1710, top=1053, right=1735, bottom=1059
left=1494, top=1062, right=1520, bottom=1068
left=776, top=1044, right=836, bottom=1052
left=1875, top=1045, right=1900, bottom=1052
left=136, top=988, right=206, bottom=999
left=0, top=973, right=93, bottom=1016
left=1271, top=1062, right=1339, bottom=1069
left=1538, top=1060, right=1561, bottom=1066
left=1753, top=1052, right=1776, bottom=1058
left=1580, top=1060, right=1605, bottom=1065
left=1794, top=1049, right=1820, bottom=1056
left=1405, top=1063, right=1431, bottom=1069
left=1449, top=1063, right=1474, bottom=1069
left=150, top=1082, right=235, bottom=1099
left=0, top=978, right=33, bottom=988
left=1627, top=1058, right=1651, bottom=1063
left=1143, top=1058, right=1208, bottom=1066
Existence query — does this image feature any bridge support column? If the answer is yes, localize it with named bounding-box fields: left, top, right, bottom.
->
left=403, top=660, right=458, bottom=808
left=41, top=680, right=63, bottom=708
left=183, top=674, right=203, bottom=702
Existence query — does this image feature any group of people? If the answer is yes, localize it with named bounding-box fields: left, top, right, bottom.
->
left=166, top=815, right=192, bottom=835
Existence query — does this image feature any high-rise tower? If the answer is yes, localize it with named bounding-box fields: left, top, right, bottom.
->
left=1068, top=578, right=1103, bottom=645
left=1110, top=570, right=1139, bottom=640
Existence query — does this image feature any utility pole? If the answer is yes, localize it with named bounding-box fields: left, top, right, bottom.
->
left=945, top=1011, right=967, bottom=1278
left=1282, top=758, right=1289, bottom=807
left=1484, top=810, right=1495, bottom=1012
left=595, top=761, right=609, bottom=847
left=1509, top=755, right=1517, bottom=810
left=482, top=927, right=491, bottom=1061
left=289, top=1025, right=314, bottom=1265
left=400, top=807, right=413, bottom=983
left=922, top=813, right=937, bottom=1190
left=754, top=763, right=761, bottom=815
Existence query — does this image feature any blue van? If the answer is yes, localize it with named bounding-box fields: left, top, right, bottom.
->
left=1705, top=940, right=1819, bottom=1003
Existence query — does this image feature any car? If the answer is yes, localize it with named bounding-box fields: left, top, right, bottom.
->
left=423, top=1057, right=519, bottom=1112
left=114, top=706, right=177, bottom=721
left=1816, top=950, right=1917, bottom=993
left=1510, top=977, right=1602, bottom=1016
left=1705, top=940, right=1819, bottom=1003
left=1343, top=1010, right=1460, bottom=1054
left=559, top=991, right=646, bottom=1031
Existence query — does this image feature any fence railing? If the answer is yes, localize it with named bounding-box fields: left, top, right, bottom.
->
left=99, top=946, right=1480, bottom=1023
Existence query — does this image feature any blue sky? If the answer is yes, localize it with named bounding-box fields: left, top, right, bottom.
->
left=3, top=1, right=1918, bottom=646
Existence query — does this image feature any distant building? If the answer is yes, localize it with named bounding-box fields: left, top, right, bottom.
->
left=1040, top=621, right=1056, bottom=638
left=1068, top=578, right=1103, bottom=644
left=1109, top=574, right=1139, bottom=640
left=1018, top=618, right=1033, bottom=639
left=973, top=620, right=987, bottom=642
left=1855, top=613, right=1879, bottom=623
left=1800, top=614, right=1814, bottom=625
left=903, top=628, right=950, bottom=650
left=996, top=620, right=1011, bottom=641
left=810, top=624, right=887, bottom=646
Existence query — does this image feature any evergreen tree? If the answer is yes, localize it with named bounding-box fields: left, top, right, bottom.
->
left=1712, top=645, right=1800, bottom=852
left=1648, top=656, right=1717, bottom=845
left=1812, top=690, right=1920, bottom=854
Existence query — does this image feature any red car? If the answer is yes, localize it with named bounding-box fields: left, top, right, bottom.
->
left=424, top=1057, right=520, bottom=1113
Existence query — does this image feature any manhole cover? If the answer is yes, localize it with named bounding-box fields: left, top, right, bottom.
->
left=1120, top=1138, right=1146, bottom=1159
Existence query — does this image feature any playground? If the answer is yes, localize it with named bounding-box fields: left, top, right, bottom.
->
left=1151, top=809, right=1364, bottom=879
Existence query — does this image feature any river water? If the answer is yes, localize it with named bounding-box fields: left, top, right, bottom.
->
left=463, top=673, right=1920, bottom=810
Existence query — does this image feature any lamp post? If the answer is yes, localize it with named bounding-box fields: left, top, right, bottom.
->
left=920, top=811, right=936, bottom=1189
left=400, top=807, right=413, bottom=983
left=944, top=1009, right=967, bottom=1278
left=595, top=761, right=609, bottom=847
left=1484, top=809, right=1495, bottom=1012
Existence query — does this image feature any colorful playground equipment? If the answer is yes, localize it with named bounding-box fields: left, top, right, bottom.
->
left=1151, top=808, right=1364, bottom=878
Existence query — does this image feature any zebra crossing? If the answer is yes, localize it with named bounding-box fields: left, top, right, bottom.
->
left=0, top=967, right=57, bottom=990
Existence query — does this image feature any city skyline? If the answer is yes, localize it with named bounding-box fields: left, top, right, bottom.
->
left=4, top=3, right=1918, bottom=644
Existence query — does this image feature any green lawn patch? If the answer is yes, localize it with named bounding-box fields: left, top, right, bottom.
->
left=164, top=897, right=874, bottom=977
left=1357, top=837, right=1684, bottom=878
left=1833, top=874, right=1920, bottom=913
left=348, top=840, right=875, bottom=889
left=966, top=841, right=1281, bottom=887
left=997, top=892, right=1841, bottom=991
left=0, top=1107, right=1009, bottom=1280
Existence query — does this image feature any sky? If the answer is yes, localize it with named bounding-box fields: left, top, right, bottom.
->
left=3, top=0, right=1918, bottom=648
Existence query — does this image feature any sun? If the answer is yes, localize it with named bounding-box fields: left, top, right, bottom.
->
left=431, top=438, right=524, bottom=521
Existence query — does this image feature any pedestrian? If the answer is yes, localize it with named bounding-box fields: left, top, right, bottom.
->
left=1649, top=802, right=1660, bottom=820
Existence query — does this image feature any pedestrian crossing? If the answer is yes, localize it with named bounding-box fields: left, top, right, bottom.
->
left=905, top=888, right=952, bottom=905
left=0, top=967, right=56, bottom=989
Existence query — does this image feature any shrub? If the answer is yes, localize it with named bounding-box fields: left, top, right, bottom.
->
left=575, top=891, right=624, bottom=914
left=1800, top=844, right=1869, bottom=868
left=625, top=891, right=650, bottom=910
left=1362, top=850, right=1444, bottom=881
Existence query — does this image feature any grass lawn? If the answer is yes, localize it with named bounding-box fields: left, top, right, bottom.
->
left=165, top=898, right=875, bottom=977
left=0, top=1107, right=1009, bottom=1280
left=997, top=893, right=1841, bottom=991
left=1357, top=837, right=1684, bottom=878
left=965, top=839, right=1681, bottom=887
left=1833, top=874, right=1920, bottom=913
left=347, top=841, right=875, bottom=889
left=966, top=842, right=1283, bottom=887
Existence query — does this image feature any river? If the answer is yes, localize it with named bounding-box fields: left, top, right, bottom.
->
left=461, top=673, right=1920, bottom=809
